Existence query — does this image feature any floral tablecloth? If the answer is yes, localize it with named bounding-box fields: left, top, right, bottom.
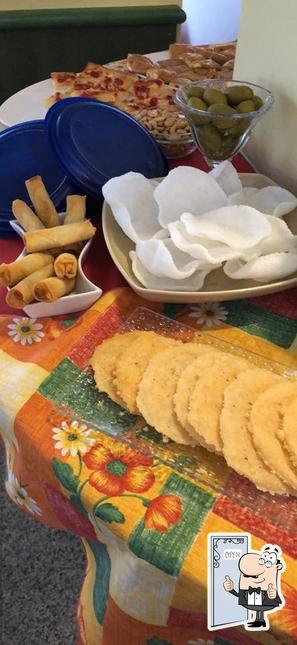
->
left=1, top=286, right=297, bottom=645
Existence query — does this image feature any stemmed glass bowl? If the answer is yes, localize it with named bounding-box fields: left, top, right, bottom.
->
left=174, top=79, right=274, bottom=168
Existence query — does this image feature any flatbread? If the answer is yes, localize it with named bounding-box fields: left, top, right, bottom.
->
left=220, top=368, right=290, bottom=494
left=250, top=381, right=297, bottom=490
left=113, top=331, right=181, bottom=414
left=90, top=331, right=141, bottom=405
left=282, top=398, right=297, bottom=467
left=174, top=348, right=222, bottom=434
left=187, top=353, right=249, bottom=453
left=137, top=343, right=214, bottom=444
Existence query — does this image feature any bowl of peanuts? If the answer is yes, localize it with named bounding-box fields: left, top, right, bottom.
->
left=134, top=108, right=196, bottom=158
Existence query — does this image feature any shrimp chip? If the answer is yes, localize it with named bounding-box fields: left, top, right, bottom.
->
left=102, top=171, right=160, bottom=242
left=135, top=238, right=203, bottom=279
left=224, top=250, right=297, bottom=282
left=210, top=160, right=243, bottom=196
left=154, top=166, right=227, bottom=228
left=130, top=252, right=212, bottom=291
left=227, top=185, right=297, bottom=217
left=181, top=205, right=271, bottom=249
left=168, top=220, right=243, bottom=263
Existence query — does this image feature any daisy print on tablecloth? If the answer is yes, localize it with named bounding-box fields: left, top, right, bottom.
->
left=188, top=302, right=228, bottom=329
left=5, top=472, right=41, bottom=516
left=52, top=420, right=98, bottom=457
left=7, top=317, right=44, bottom=345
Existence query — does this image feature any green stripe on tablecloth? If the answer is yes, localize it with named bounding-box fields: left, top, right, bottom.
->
left=226, top=300, right=297, bottom=348
left=38, top=358, right=135, bottom=434
left=86, top=539, right=111, bottom=625
left=129, top=472, right=214, bottom=576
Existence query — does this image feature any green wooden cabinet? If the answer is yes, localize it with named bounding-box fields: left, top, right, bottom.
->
left=0, top=6, right=186, bottom=103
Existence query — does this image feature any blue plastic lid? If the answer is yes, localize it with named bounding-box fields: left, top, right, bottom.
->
left=0, top=120, right=74, bottom=236
left=45, top=98, right=169, bottom=198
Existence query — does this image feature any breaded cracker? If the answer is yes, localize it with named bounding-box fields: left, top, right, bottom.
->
left=220, top=368, right=290, bottom=494
left=174, top=348, right=222, bottom=434
left=251, top=381, right=297, bottom=490
left=90, top=331, right=141, bottom=405
left=282, top=398, right=297, bottom=467
left=137, top=343, right=212, bottom=444
left=187, top=353, right=249, bottom=453
left=113, top=331, right=180, bottom=414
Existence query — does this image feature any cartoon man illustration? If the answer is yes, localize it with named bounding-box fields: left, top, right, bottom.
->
left=223, top=544, right=285, bottom=630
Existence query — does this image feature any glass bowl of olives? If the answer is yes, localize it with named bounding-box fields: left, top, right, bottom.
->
left=174, top=79, right=274, bottom=167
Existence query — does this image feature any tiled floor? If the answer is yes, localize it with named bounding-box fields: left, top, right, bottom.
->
left=1, top=443, right=85, bottom=645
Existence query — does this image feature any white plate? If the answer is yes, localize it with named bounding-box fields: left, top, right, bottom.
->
left=8, top=216, right=102, bottom=317
left=0, top=51, right=169, bottom=128
left=102, top=173, right=297, bottom=303
left=0, top=79, right=51, bottom=127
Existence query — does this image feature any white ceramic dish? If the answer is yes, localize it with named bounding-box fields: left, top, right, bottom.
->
left=102, top=172, right=297, bottom=303
left=8, top=217, right=102, bottom=317
left=0, top=51, right=169, bottom=128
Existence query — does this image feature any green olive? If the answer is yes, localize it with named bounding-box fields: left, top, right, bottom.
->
left=253, top=95, right=264, bottom=110
left=236, top=100, right=256, bottom=113
left=225, top=85, right=254, bottom=106
left=208, top=103, right=236, bottom=130
left=186, top=85, right=204, bottom=99
left=203, top=88, right=228, bottom=106
left=188, top=97, right=210, bottom=125
left=197, top=124, right=223, bottom=154
left=188, top=97, right=208, bottom=110
left=226, top=118, right=251, bottom=136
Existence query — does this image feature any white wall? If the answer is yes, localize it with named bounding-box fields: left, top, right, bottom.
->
left=181, top=0, right=242, bottom=45
left=234, top=0, right=297, bottom=193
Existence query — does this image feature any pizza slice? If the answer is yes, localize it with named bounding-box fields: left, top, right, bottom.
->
left=50, top=72, right=77, bottom=92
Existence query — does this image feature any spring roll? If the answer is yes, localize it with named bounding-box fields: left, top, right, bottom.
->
left=6, top=262, right=54, bottom=309
left=12, top=199, right=45, bottom=231
left=25, top=175, right=59, bottom=227
left=64, top=195, right=86, bottom=224
left=54, top=253, right=78, bottom=279
left=33, top=276, right=75, bottom=302
left=0, top=252, right=54, bottom=287
left=24, top=220, right=96, bottom=253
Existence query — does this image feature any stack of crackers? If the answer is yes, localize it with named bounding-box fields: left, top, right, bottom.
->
left=90, top=330, right=297, bottom=496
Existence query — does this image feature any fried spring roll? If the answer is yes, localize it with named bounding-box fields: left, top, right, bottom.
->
left=12, top=199, right=45, bottom=231
left=54, top=253, right=78, bottom=279
left=6, top=263, right=54, bottom=308
left=64, top=195, right=87, bottom=224
left=25, top=175, right=59, bottom=227
left=24, top=220, right=96, bottom=253
left=0, top=252, right=54, bottom=287
left=34, top=276, right=75, bottom=302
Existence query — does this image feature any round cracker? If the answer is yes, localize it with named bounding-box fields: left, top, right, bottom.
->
left=174, top=348, right=222, bottom=434
left=137, top=343, right=213, bottom=444
left=282, top=398, right=297, bottom=467
left=250, top=381, right=297, bottom=490
left=90, top=331, right=141, bottom=405
left=187, top=353, right=249, bottom=454
left=220, top=368, right=290, bottom=494
left=113, top=331, right=181, bottom=414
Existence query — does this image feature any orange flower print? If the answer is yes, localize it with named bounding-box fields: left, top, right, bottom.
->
left=144, top=494, right=183, bottom=532
left=270, top=581, right=297, bottom=638
left=83, top=443, right=155, bottom=495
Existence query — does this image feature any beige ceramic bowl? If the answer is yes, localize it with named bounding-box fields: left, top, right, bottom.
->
left=102, top=173, right=297, bottom=303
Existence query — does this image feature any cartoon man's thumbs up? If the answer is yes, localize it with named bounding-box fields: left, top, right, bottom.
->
left=267, top=582, right=277, bottom=599
left=223, top=575, right=234, bottom=592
